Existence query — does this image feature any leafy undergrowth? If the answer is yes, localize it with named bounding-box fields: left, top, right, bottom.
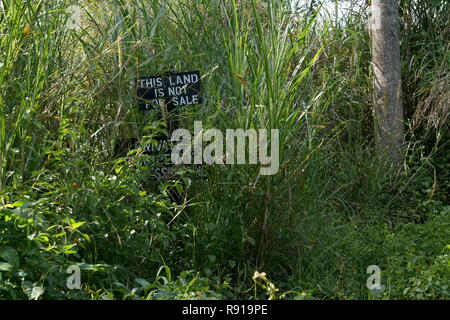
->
left=0, top=114, right=449, bottom=301
left=1, top=162, right=448, bottom=300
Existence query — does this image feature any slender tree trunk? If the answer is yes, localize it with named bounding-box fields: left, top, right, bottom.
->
left=370, top=0, right=404, bottom=167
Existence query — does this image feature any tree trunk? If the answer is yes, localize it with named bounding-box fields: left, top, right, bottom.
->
left=370, top=0, right=404, bottom=167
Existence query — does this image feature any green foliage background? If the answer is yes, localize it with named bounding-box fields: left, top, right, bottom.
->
left=0, top=0, right=448, bottom=299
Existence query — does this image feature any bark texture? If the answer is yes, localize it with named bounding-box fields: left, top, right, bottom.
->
left=371, top=0, right=404, bottom=166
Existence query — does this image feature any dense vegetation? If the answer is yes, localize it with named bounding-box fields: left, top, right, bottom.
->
left=0, top=0, right=448, bottom=300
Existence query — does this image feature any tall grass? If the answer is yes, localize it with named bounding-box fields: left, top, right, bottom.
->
left=400, top=0, right=449, bottom=139
left=0, top=0, right=63, bottom=187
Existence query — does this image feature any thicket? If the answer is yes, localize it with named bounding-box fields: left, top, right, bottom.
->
left=0, top=0, right=448, bottom=299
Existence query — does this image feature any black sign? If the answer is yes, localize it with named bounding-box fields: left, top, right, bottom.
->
left=136, top=71, right=202, bottom=110
left=133, top=70, right=205, bottom=180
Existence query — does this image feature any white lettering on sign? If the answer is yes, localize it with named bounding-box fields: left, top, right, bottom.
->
left=138, top=77, right=163, bottom=88
left=171, top=94, right=200, bottom=106
left=168, top=73, right=199, bottom=86
left=168, top=86, right=187, bottom=96
left=137, top=71, right=202, bottom=109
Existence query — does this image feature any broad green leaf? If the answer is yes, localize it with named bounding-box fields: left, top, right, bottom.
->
left=135, top=278, right=150, bottom=288
left=12, top=200, right=27, bottom=207
left=69, top=219, right=85, bottom=229
left=174, top=183, right=183, bottom=194
left=63, top=244, right=77, bottom=254
left=0, top=262, right=12, bottom=272
left=0, top=247, right=19, bottom=270
left=81, top=233, right=91, bottom=243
